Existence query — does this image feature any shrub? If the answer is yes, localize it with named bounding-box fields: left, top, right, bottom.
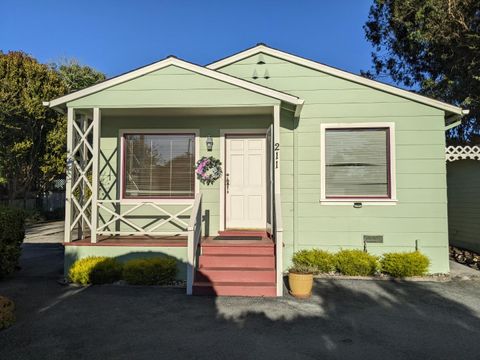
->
left=288, top=263, right=316, bottom=274
left=0, top=296, right=15, bottom=330
left=0, top=207, right=25, bottom=279
left=380, top=251, right=430, bottom=278
left=334, top=249, right=378, bottom=276
left=123, top=257, right=177, bottom=285
left=292, top=249, right=335, bottom=274
left=68, top=257, right=123, bottom=285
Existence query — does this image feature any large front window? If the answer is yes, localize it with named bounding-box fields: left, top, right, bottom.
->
left=322, top=125, right=394, bottom=200
left=123, top=133, right=195, bottom=199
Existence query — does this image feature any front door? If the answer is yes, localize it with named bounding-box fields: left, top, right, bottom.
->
left=225, top=134, right=267, bottom=229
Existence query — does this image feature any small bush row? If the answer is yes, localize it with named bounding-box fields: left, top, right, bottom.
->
left=291, top=249, right=430, bottom=277
left=68, top=256, right=177, bottom=286
left=0, top=207, right=25, bottom=279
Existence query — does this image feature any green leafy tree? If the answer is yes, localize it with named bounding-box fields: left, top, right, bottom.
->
left=364, top=0, right=480, bottom=144
left=41, top=59, right=106, bottom=189
left=0, top=51, right=65, bottom=203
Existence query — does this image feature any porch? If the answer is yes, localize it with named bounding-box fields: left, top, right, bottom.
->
left=63, top=106, right=285, bottom=296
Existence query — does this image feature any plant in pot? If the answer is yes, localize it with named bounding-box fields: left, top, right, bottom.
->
left=288, top=264, right=315, bottom=298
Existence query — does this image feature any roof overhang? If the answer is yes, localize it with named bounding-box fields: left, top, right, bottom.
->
left=208, top=44, right=466, bottom=121
left=44, top=56, right=304, bottom=115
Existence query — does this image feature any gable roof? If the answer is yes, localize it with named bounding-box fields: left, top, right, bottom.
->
left=46, top=56, right=304, bottom=111
left=207, top=44, right=465, bottom=117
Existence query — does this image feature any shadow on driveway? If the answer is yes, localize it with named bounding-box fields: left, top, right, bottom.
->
left=1, top=245, right=480, bottom=359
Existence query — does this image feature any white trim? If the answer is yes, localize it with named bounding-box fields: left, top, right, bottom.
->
left=219, top=128, right=267, bottom=231
left=446, top=145, right=480, bottom=162
left=64, top=108, right=75, bottom=242
left=273, top=105, right=281, bottom=194
left=320, top=122, right=397, bottom=204
left=47, top=57, right=304, bottom=110
left=208, top=45, right=464, bottom=116
left=91, top=108, right=101, bottom=243
left=118, top=129, right=200, bottom=204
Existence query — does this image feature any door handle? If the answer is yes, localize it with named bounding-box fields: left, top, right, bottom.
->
left=226, top=173, right=230, bottom=193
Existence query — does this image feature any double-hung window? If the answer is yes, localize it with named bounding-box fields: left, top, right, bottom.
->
left=122, top=133, right=196, bottom=199
left=321, top=123, right=396, bottom=202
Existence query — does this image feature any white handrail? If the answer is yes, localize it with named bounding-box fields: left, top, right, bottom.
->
left=186, top=193, right=202, bottom=295
left=274, top=193, right=283, bottom=296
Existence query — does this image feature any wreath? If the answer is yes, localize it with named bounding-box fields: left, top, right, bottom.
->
left=195, top=156, right=223, bottom=185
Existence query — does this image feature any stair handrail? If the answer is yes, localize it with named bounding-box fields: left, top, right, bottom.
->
left=274, top=192, right=283, bottom=296
left=186, top=193, right=202, bottom=295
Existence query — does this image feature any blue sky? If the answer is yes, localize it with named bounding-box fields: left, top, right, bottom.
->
left=1, top=0, right=377, bottom=79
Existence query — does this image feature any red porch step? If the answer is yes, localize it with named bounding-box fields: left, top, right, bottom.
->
left=192, top=235, right=277, bottom=297
left=199, top=254, right=275, bottom=268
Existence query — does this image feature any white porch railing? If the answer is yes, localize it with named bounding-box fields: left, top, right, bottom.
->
left=96, top=200, right=194, bottom=236
left=274, top=193, right=284, bottom=297
left=186, top=193, right=202, bottom=295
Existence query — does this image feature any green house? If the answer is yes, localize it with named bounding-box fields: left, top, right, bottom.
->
left=46, top=44, right=466, bottom=296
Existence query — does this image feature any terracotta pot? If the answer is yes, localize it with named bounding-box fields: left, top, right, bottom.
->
left=288, top=272, right=313, bottom=298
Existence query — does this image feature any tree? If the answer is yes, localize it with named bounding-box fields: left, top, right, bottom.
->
left=0, top=51, right=65, bottom=203
left=40, top=60, right=106, bottom=188
left=364, top=0, right=480, bottom=144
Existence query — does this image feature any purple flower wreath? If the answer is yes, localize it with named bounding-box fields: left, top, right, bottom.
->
left=195, top=156, right=223, bottom=185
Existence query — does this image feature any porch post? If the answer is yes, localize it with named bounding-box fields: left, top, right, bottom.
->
left=64, top=107, right=75, bottom=243
left=273, top=104, right=284, bottom=296
left=90, top=108, right=101, bottom=243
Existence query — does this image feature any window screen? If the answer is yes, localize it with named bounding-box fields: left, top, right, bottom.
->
left=325, top=128, right=390, bottom=198
left=124, top=134, right=195, bottom=198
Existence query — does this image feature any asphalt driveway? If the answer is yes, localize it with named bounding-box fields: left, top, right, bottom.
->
left=1, top=245, right=480, bottom=360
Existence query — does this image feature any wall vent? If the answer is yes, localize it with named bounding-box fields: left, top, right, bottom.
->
left=363, top=235, right=383, bottom=244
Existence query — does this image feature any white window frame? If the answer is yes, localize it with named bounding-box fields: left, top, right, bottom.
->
left=320, top=122, right=397, bottom=205
left=119, top=129, right=200, bottom=204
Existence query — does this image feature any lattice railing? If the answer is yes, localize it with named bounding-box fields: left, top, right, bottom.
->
left=96, top=200, right=194, bottom=236
left=446, top=146, right=480, bottom=162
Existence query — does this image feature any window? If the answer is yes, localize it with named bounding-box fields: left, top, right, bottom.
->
left=123, top=133, right=195, bottom=199
left=321, top=124, right=395, bottom=201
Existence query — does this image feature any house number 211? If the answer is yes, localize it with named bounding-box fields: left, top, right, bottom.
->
left=274, top=143, right=280, bottom=169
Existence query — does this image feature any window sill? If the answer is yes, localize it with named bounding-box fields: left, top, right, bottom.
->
left=119, top=198, right=195, bottom=205
left=320, top=199, right=398, bottom=206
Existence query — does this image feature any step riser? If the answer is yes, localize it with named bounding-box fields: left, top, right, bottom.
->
left=193, top=285, right=276, bottom=297
left=199, top=255, right=275, bottom=268
left=201, top=247, right=274, bottom=256
left=196, top=270, right=275, bottom=283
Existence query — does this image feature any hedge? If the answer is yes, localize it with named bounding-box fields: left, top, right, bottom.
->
left=123, top=257, right=177, bottom=285
left=0, top=207, right=25, bottom=279
left=68, top=257, right=123, bottom=285
left=292, top=249, right=335, bottom=274
left=334, top=249, right=379, bottom=276
left=380, top=251, right=430, bottom=278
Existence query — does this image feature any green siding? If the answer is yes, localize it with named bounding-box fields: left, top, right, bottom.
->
left=64, top=246, right=188, bottom=280
left=219, top=53, right=449, bottom=273
left=447, top=160, right=480, bottom=252
left=67, top=65, right=279, bottom=108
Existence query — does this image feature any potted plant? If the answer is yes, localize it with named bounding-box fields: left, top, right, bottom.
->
left=288, top=264, right=314, bottom=298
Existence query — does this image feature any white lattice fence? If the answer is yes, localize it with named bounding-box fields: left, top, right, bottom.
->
left=446, top=146, right=480, bottom=162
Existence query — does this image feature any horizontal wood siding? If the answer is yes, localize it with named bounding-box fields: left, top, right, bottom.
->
left=447, top=161, right=480, bottom=253
left=219, top=53, right=449, bottom=273
left=67, top=65, right=279, bottom=108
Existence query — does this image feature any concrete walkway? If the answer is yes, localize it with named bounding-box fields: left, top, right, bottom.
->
left=450, top=260, right=480, bottom=280
left=2, top=245, right=480, bottom=359
left=24, top=221, right=64, bottom=244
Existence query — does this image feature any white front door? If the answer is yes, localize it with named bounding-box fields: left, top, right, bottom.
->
left=225, top=134, right=267, bottom=229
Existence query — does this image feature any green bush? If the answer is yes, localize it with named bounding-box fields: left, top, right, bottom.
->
left=123, top=257, right=177, bottom=285
left=0, top=207, right=25, bottom=279
left=334, top=249, right=378, bottom=276
left=292, top=249, right=335, bottom=274
left=69, top=257, right=123, bottom=285
left=380, top=251, right=430, bottom=278
left=0, top=296, right=15, bottom=330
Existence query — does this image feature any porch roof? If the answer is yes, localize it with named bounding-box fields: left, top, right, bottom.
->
left=44, top=56, right=304, bottom=114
